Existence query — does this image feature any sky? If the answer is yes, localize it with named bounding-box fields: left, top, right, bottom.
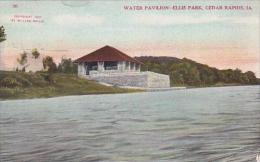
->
left=0, top=0, right=259, bottom=76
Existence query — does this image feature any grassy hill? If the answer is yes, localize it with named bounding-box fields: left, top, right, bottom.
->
left=0, top=71, right=140, bottom=100
left=1, top=56, right=258, bottom=99
left=136, top=56, right=259, bottom=87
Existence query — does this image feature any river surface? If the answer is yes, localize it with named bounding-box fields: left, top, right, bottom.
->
left=0, top=86, right=260, bottom=162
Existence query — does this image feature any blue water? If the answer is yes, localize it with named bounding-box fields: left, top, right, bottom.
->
left=0, top=86, right=260, bottom=162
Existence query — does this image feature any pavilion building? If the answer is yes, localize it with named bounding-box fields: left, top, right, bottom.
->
left=74, top=45, right=170, bottom=88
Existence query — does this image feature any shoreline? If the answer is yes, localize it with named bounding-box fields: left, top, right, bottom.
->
left=0, top=71, right=142, bottom=101
left=186, top=83, right=258, bottom=89
left=1, top=84, right=259, bottom=101
left=0, top=90, right=143, bottom=102
left=0, top=70, right=259, bottom=101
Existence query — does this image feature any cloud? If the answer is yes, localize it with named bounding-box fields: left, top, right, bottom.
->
left=133, top=14, right=259, bottom=25
left=53, top=14, right=103, bottom=25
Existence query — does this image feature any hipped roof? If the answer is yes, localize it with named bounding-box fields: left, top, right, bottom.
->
left=74, top=45, right=143, bottom=64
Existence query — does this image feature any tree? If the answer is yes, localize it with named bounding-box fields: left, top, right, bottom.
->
left=31, top=48, right=40, bottom=59
left=135, top=56, right=259, bottom=86
left=17, top=52, right=28, bottom=71
left=0, top=26, right=6, bottom=42
left=57, top=58, right=77, bottom=74
left=17, top=52, right=28, bottom=65
left=244, top=71, right=257, bottom=84
left=42, top=56, right=57, bottom=73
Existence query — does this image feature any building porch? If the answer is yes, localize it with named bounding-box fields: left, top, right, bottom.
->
left=78, top=61, right=141, bottom=76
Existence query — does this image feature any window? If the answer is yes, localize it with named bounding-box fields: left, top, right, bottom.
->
left=104, top=61, right=118, bottom=70
left=130, top=62, right=135, bottom=70
left=125, top=61, right=130, bottom=70
left=88, top=62, right=98, bottom=71
left=135, top=64, right=140, bottom=71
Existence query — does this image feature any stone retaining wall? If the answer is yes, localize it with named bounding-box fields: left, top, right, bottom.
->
left=85, top=71, right=170, bottom=88
left=147, top=72, right=170, bottom=88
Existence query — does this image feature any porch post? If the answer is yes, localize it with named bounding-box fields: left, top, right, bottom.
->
left=125, top=61, right=129, bottom=71
left=97, top=61, right=104, bottom=72
left=122, top=61, right=126, bottom=72
left=137, top=64, right=141, bottom=71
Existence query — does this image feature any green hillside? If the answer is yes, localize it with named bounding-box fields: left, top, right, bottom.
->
left=136, top=56, right=259, bottom=87
left=0, top=71, right=139, bottom=100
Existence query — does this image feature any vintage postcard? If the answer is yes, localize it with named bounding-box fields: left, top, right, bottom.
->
left=0, top=0, right=259, bottom=161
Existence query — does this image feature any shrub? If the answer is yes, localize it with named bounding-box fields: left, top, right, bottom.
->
left=0, top=77, right=22, bottom=88
left=40, top=73, right=55, bottom=84
left=15, top=75, right=32, bottom=87
left=0, top=87, right=24, bottom=98
left=29, top=73, right=49, bottom=86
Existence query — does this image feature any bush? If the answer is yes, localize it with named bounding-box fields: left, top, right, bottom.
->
left=15, top=75, right=32, bottom=87
left=0, top=87, right=24, bottom=98
left=29, top=73, right=49, bottom=86
left=40, top=73, right=55, bottom=84
left=0, top=77, right=22, bottom=88
left=57, top=58, right=78, bottom=74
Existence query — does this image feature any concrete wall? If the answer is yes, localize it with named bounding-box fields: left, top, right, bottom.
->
left=88, top=71, right=170, bottom=88
left=91, top=72, right=147, bottom=87
left=77, top=63, right=170, bottom=88
left=147, top=71, right=170, bottom=88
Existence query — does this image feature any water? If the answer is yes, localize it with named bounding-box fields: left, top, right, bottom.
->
left=0, top=86, right=260, bottom=162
